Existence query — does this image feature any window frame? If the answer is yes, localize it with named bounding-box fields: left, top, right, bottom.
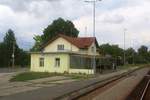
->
left=57, top=44, right=64, bottom=50
left=55, top=58, right=60, bottom=67
left=91, top=46, right=95, bottom=53
left=39, top=57, right=44, bottom=67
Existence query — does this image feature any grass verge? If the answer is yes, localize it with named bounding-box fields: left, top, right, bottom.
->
left=10, top=72, right=61, bottom=82
left=117, top=64, right=149, bottom=70
left=10, top=72, right=93, bottom=82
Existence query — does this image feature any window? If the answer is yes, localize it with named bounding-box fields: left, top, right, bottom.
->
left=57, top=44, right=64, bottom=50
left=39, top=58, right=44, bottom=67
left=80, top=48, right=87, bottom=51
left=91, top=47, right=95, bottom=52
left=55, top=58, right=60, bottom=67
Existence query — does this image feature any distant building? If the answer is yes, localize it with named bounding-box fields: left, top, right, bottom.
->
left=30, top=34, right=99, bottom=74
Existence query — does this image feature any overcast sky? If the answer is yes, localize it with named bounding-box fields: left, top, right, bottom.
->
left=0, top=0, right=150, bottom=50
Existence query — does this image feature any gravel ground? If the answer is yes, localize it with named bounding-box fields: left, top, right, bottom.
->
left=93, top=68, right=150, bottom=100
left=0, top=75, right=74, bottom=96
left=0, top=67, right=138, bottom=100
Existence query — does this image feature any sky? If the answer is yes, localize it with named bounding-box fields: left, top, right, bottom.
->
left=0, top=0, right=150, bottom=50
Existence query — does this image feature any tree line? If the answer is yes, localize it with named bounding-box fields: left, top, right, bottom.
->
left=0, top=29, right=30, bottom=67
left=99, top=44, right=150, bottom=65
left=0, top=18, right=149, bottom=68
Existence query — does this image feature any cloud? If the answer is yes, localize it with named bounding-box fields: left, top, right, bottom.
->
left=0, top=0, right=91, bottom=41
left=0, top=0, right=150, bottom=50
left=0, top=0, right=61, bottom=12
left=74, top=0, right=150, bottom=49
left=102, top=14, right=125, bottom=24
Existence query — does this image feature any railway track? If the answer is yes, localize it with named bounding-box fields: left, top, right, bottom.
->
left=126, top=70, right=150, bottom=100
left=75, top=69, right=142, bottom=100
left=140, top=77, right=150, bottom=100
left=55, top=68, right=146, bottom=100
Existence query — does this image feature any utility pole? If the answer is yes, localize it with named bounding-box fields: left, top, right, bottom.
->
left=132, top=51, right=135, bottom=65
left=85, top=0, right=102, bottom=74
left=132, top=39, right=135, bottom=65
left=12, top=41, right=15, bottom=68
left=71, top=27, right=72, bottom=51
left=84, top=26, right=87, bottom=36
left=123, top=28, right=127, bottom=65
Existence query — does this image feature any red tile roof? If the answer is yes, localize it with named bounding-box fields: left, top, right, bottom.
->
left=41, top=34, right=98, bottom=49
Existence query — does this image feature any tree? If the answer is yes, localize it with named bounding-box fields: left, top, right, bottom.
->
left=2, top=29, right=18, bottom=67
left=30, top=35, right=42, bottom=51
left=138, top=45, right=148, bottom=56
left=147, top=51, right=150, bottom=62
left=137, top=45, right=149, bottom=63
left=134, top=54, right=147, bottom=64
left=42, top=18, right=79, bottom=43
left=0, top=29, right=30, bottom=67
left=31, top=18, right=79, bottom=51
left=99, top=44, right=124, bottom=66
left=0, top=42, right=5, bottom=67
left=15, top=49, right=30, bottom=67
left=99, top=43, right=123, bottom=57
left=125, top=48, right=136, bottom=64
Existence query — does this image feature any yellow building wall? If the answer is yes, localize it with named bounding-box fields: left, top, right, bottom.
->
left=30, top=53, right=70, bottom=73
left=30, top=53, right=94, bottom=74
left=78, top=42, right=99, bottom=56
left=43, top=37, right=99, bottom=56
left=44, top=37, right=79, bottom=52
left=88, top=42, right=99, bottom=55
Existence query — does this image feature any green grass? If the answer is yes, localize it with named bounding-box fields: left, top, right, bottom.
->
left=118, top=64, right=137, bottom=69
left=10, top=72, right=62, bottom=82
left=10, top=72, right=94, bottom=82
left=117, top=64, right=149, bottom=70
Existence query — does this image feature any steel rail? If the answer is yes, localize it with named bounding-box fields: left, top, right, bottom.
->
left=140, top=78, right=150, bottom=100
left=54, top=67, right=143, bottom=100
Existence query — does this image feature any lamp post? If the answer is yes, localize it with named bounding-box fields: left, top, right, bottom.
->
left=124, top=28, right=127, bottom=65
left=132, top=38, right=135, bottom=65
left=85, top=0, right=102, bottom=74
left=12, top=41, right=15, bottom=68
